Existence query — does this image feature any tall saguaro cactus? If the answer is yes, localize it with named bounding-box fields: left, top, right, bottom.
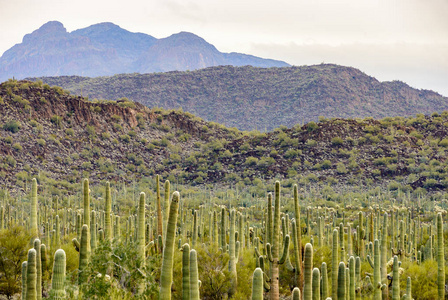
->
left=26, top=248, right=37, bottom=300
left=303, top=243, right=313, bottom=300
left=163, top=180, right=170, bottom=244
left=182, top=244, right=190, bottom=300
left=159, top=191, right=180, bottom=300
left=33, top=239, right=42, bottom=300
left=269, top=181, right=281, bottom=300
left=252, top=268, right=263, bottom=300
left=31, top=178, right=38, bottom=238
left=137, top=192, right=146, bottom=294
left=83, top=179, right=90, bottom=232
left=156, top=175, right=163, bottom=247
left=49, top=249, right=66, bottom=299
left=190, top=249, right=200, bottom=300
left=78, top=225, right=90, bottom=286
left=22, top=261, right=27, bottom=300
left=105, top=182, right=112, bottom=242
left=332, top=229, right=339, bottom=300
left=229, top=209, right=238, bottom=296
left=437, top=213, right=445, bottom=300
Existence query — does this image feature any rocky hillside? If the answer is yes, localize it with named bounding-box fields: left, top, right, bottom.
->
left=32, top=64, right=448, bottom=131
left=1, top=79, right=448, bottom=196
left=0, top=21, right=288, bottom=82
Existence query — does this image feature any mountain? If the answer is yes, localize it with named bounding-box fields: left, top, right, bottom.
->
left=0, top=21, right=289, bottom=81
left=1, top=80, right=448, bottom=194
left=30, top=64, right=448, bottom=131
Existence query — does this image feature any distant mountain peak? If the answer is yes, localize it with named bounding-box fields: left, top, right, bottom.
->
left=23, top=21, right=66, bottom=43
left=1, top=21, right=289, bottom=81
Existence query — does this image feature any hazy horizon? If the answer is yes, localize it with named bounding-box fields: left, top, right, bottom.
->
left=1, top=0, right=447, bottom=96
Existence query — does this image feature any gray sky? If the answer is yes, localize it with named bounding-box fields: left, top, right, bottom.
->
left=1, top=0, right=447, bottom=96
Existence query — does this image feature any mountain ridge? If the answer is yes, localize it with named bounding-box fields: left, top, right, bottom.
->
left=0, top=21, right=289, bottom=81
left=29, top=64, right=448, bottom=131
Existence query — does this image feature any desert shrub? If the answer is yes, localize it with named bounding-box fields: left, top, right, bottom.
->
left=3, top=120, right=21, bottom=133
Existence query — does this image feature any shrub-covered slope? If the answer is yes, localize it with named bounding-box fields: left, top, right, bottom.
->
left=1, top=79, right=448, bottom=195
left=31, top=64, right=448, bottom=131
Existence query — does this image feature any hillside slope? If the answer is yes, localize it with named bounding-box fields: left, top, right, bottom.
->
left=32, top=64, right=448, bottom=131
left=1, top=80, right=448, bottom=195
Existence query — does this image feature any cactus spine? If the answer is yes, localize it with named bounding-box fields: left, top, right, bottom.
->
left=26, top=248, right=37, bottom=300
left=252, top=268, right=263, bottom=300
left=31, top=178, right=38, bottom=238
left=49, top=249, right=66, bottom=299
left=182, top=243, right=190, bottom=300
left=159, top=191, right=180, bottom=299
left=437, top=213, right=444, bottom=300
left=190, top=249, right=200, bottom=300
left=105, top=182, right=112, bottom=241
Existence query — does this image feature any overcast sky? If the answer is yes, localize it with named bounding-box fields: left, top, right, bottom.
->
left=1, top=0, right=447, bottom=96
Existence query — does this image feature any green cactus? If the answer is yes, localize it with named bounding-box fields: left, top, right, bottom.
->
left=192, top=210, right=198, bottom=247
left=381, top=213, right=388, bottom=300
left=83, top=179, right=90, bottom=233
left=367, top=239, right=385, bottom=300
left=403, top=277, right=412, bottom=300
left=78, top=224, right=90, bottom=286
left=348, top=256, right=355, bottom=300
left=156, top=175, right=163, bottom=249
left=163, top=180, right=170, bottom=245
left=322, top=262, right=329, bottom=299
left=392, top=255, right=400, bottom=300
left=293, top=185, right=302, bottom=286
left=269, top=181, right=281, bottom=300
left=292, top=287, right=301, bottom=300
left=105, top=182, right=112, bottom=242
left=229, top=209, right=238, bottom=296
left=303, top=243, right=313, bottom=300
left=332, top=229, right=339, bottom=300
left=312, top=267, right=320, bottom=300
left=221, top=207, right=226, bottom=250
left=49, top=249, right=66, bottom=299
left=437, top=213, right=444, bottom=300
left=182, top=243, right=190, bottom=300
left=189, top=249, right=200, bottom=300
left=33, top=239, right=42, bottom=300
left=31, top=178, right=38, bottom=238
left=40, top=244, right=47, bottom=281
left=26, top=248, right=37, bottom=300
left=267, top=193, right=273, bottom=246
left=114, top=216, right=120, bottom=241
left=338, top=262, right=346, bottom=300
left=90, top=211, right=97, bottom=252
left=252, top=268, right=263, bottom=300
left=22, top=261, right=27, bottom=300
left=137, top=192, right=146, bottom=294
left=159, top=191, right=180, bottom=300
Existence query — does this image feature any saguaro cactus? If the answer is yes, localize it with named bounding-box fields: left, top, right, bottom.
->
left=26, top=248, right=37, bottom=300
left=303, top=243, right=313, bottom=300
left=312, top=267, right=320, bottom=300
left=182, top=244, right=190, bottom=300
left=332, top=229, right=339, bottom=300
left=137, top=192, right=146, bottom=294
left=338, top=262, right=346, bottom=300
left=49, top=249, right=66, bottom=299
left=437, top=213, right=445, bottom=300
left=292, top=287, right=301, bottom=300
left=31, top=178, right=38, bottom=238
left=105, top=182, right=112, bottom=241
left=190, top=249, right=200, bottom=300
left=78, top=224, right=90, bottom=285
left=229, top=209, right=238, bottom=296
left=269, top=181, right=281, bottom=300
left=159, top=191, right=180, bottom=300
left=33, top=239, right=42, bottom=300
left=22, top=261, right=27, bottom=300
left=83, top=179, right=90, bottom=232
left=392, top=256, right=400, bottom=300
left=252, top=268, right=263, bottom=300
left=163, top=180, right=170, bottom=244
left=156, top=175, right=163, bottom=247
left=367, top=239, right=385, bottom=300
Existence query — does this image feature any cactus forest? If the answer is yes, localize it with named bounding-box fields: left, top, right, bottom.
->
left=1, top=172, right=447, bottom=300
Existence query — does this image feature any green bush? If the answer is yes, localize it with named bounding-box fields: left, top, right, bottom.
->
left=3, top=120, right=21, bottom=133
